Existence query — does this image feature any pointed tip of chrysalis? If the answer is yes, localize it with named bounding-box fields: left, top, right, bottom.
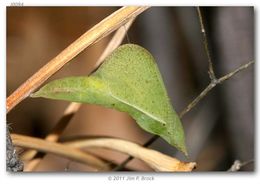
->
left=171, top=143, right=188, bottom=157
left=182, top=146, right=189, bottom=158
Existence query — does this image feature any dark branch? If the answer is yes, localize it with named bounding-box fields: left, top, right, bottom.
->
left=197, top=7, right=216, bottom=81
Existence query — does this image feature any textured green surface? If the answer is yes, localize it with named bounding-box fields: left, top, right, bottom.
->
left=32, top=44, right=187, bottom=155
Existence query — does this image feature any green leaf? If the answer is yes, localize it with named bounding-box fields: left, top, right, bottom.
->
left=32, top=44, right=187, bottom=155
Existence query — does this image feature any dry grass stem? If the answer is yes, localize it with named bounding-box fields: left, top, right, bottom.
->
left=113, top=134, right=159, bottom=171
left=23, top=158, right=44, bottom=172
left=11, top=134, right=111, bottom=171
left=64, top=137, right=196, bottom=172
left=6, top=6, right=149, bottom=113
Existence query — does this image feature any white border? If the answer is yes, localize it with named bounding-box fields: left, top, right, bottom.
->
left=1, top=1, right=258, bottom=186
left=0, top=0, right=258, bottom=6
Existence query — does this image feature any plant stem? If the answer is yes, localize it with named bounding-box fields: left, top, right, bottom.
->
left=113, top=135, right=159, bottom=171
left=13, top=134, right=196, bottom=172
left=65, top=137, right=196, bottom=172
left=180, top=60, right=254, bottom=117
left=196, top=7, right=216, bottom=81
left=11, top=134, right=110, bottom=171
left=228, top=159, right=254, bottom=171
left=218, top=60, right=254, bottom=83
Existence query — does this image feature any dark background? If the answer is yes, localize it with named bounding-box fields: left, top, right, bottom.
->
left=7, top=7, right=254, bottom=171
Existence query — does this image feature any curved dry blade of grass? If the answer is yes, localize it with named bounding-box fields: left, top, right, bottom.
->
left=11, top=134, right=111, bottom=171
left=14, top=133, right=196, bottom=172
left=64, top=137, right=196, bottom=172
left=20, top=19, right=136, bottom=171
left=6, top=6, right=149, bottom=113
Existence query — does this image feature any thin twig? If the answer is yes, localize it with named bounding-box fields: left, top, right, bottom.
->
left=228, top=159, right=254, bottom=171
left=20, top=19, right=136, bottom=170
left=180, top=60, right=254, bottom=117
left=113, top=135, right=159, bottom=171
left=218, top=60, right=254, bottom=83
left=11, top=134, right=111, bottom=171
left=180, top=83, right=216, bottom=117
left=197, top=7, right=216, bottom=81
left=6, top=6, right=149, bottom=113
left=63, top=137, right=196, bottom=172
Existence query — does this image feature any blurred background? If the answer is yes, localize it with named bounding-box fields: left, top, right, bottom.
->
left=7, top=7, right=254, bottom=171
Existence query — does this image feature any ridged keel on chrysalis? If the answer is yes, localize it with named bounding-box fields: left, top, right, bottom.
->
left=32, top=44, right=187, bottom=155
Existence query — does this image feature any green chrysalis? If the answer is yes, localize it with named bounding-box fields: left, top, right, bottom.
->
left=32, top=44, right=187, bottom=155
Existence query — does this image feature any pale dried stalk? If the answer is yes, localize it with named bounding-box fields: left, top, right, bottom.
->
left=6, top=6, right=149, bottom=113
left=20, top=19, right=135, bottom=170
left=11, top=134, right=110, bottom=171
left=64, top=137, right=196, bottom=172
left=24, top=158, right=45, bottom=172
